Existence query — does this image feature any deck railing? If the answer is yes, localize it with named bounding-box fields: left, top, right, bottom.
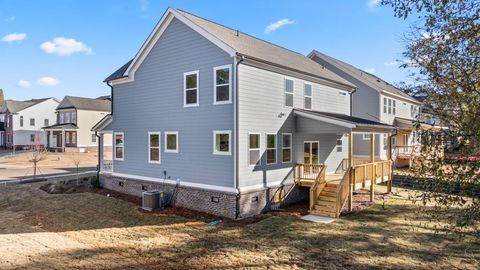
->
left=308, top=165, right=327, bottom=211
left=351, top=160, right=392, bottom=187
left=296, top=164, right=325, bottom=181
left=395, top=145, right=421, bottom=157
left=334, top=167, right=352, bottom=217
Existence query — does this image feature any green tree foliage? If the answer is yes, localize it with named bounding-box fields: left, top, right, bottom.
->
left=382, top=0, right=480, bottom=234
left=0, top=89, right=4, bottom=106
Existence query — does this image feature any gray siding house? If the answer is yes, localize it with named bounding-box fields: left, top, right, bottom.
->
left=95, top=8, right=395, bottom=219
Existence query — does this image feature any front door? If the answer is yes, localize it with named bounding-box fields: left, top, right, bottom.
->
left=52, top=135, right=57, bottom=148
left=303, top=141, right=319, bottom=164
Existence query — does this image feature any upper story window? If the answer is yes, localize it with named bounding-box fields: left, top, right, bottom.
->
left=44, top=119, right=49, bottom=127
left=284, top=78, right=294, bottom=107
left=363, top=133, right=371, bottom=140
left=282, top=133, right=292, bottom=163
left=59, top=113, right=64, bottom=124
left=114, top=132, right=124, bottom=160
left=248, top=133, right=261, bottom=166
left=213, top=130, right=231, bottom=155
left=148, top=132, right=160, bottom=163
left=304, top=83, right=312, bottom=110
left=266, top=134, right=277, bottom=165
left=59, top=111, right=76, bottom=124
left=336, top=138, right=343, bottom=152
left=91, top=133, right=97, bottom=143
left=165, top=131, right=178, bottom=153
left=20, top=116, right=23, bottom=127
left=214, top=65, right=231, bottom=104
left=383, top=97, right=396, bottom=115
left=65, top=112, right=71, bottom=123
left=410, top=105, right=419, bottom=119
left=30, top=118, right=35, bottom=126
left=184, top=70, right=199, bottom=107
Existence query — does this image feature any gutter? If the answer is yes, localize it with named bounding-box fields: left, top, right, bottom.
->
left=234, top=54, right=244, bottom=220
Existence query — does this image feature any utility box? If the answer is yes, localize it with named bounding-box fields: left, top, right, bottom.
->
left=142, top=190, right=160, bottom=211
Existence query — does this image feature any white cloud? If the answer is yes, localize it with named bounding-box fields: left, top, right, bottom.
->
left=264, top=18, right=295, bottom=34
left=3, top=16, right=15, bottom=22
left=367, top=0, right=381, bottom=9
left=40, top=37, right=93, bottom=56
left=139, top=0, right=149, bottom=11
left=37, top=77, right=60, bottom=86
left=1, top=33, right=27, bottom=43
left=18, top=80, right=32, bottom=88
left=363, top=68, right=376, bottom=74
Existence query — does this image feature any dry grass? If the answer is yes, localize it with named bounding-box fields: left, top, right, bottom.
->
left=0, top=151, right=112, bottom=167
left=0, top=183, right=478, bottom=269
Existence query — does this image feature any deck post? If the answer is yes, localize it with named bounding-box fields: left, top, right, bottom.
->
left=62, top=130, right=66, bottom=152
left=348, top=131, right=353, bottom=211
left=387, top=133, right=393, bottom=193
left=370, top=133, right=375, bottom=202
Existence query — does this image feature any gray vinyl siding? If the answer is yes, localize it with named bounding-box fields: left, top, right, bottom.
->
left=237, top=64, right=350, bottom=188
left=353, top=133, right=381, bottom=157
left=108, top=18, right=235, bottom=188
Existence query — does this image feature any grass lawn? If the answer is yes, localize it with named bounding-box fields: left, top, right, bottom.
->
left=0, top=183, right=478, bottom=269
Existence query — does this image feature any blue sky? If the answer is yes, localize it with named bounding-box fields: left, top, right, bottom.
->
left=0, top=0, right=415, bottom=101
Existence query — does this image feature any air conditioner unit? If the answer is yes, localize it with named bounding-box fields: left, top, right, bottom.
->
left=142, top=190, right=165, bottom=211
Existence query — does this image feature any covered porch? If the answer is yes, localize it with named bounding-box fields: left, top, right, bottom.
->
left=43, top=124, right=78, bottom=152
left=293, top=109, right=395, bottom=218
left=91, top=115, right=113, bottom=173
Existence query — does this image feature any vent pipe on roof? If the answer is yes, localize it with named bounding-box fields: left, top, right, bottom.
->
left=235, top=29, right=239, bottom=37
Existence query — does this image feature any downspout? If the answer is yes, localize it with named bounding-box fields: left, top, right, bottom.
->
left=349, top=87, right=357, bottom=117
left=235, top=54, right=244, bottom=219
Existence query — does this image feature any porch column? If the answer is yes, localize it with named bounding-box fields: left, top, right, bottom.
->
left=370, top=133, right=375, bottom=202
left=62, top=130, right=65, bottom=152
left=99, top=133, right=104, bottom=172
left=387, top=133, right=392, bottom=193
left=348, top=131, right=353, bottom=211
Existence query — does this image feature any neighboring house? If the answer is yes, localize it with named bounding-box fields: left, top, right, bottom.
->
left=0, top=121, right=4, bottom=147
left=0, top=98, right=59, bottom=149
left=308, top=51, right=431, bottom=166
left=43, top=96, right=112, bottom=152
left=94, top=8, right=395, bottom=219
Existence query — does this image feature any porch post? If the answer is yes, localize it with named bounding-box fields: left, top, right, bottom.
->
left=348, top=131, right=353, bottom=211
left=387, top=133, right=392, bottom=193
left=62, top=130, right=65, bottom=152
left=370, top=133, right=375, bottom=202
left=99, top=133, right=104, bottom=172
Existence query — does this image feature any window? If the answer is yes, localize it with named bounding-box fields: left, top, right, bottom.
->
left=282, top=133, right=292, bottom=163
left=148, top=132, right=160, bottom=163
left=388, top=99, right=392, bottom=114
left=363, top=133, right=371, bottom=140
left=91, top=133, right=97, bottom=143
left=383, top=134, right=387, bottom=150
left=266, top=134, right=277, bottom=164
left=20, top=116, right=23, bottom=127
left=214, top=65, right=231, bottom=104
left=304, top=83, right=312, bottom=110
left=65, top=112, right=71, bottom=123
left=44, top=119, right=49, bottom=127
left=392, top=136, right=397, bottom=145
left=66, top=132, right=70, bottom=143
left=114, top=132, right=124, bottom=160
left=336, top=138, right=343, bottom=152
left=248, top=133, right=261, bottom=166
left=72, top=112, right=76, bottom=124
left=72, top=132, right=76, bottom=143
left=213, top=130, right=231, bottom=155
left=411, top=105, right=419, bottom=119
left=165, top=131, right=178, bottom=153
left=384, top=97, right=396, bottom=115
left=60, top=113, right=64, bottom=124
left=392, top=100, right=396, bottom=115
left=30, top=134, right=35, bottom=142
left=284, top=78, right=294, bottom=107
left=383, top=97, right=387, bottom=113
left=29, top=118, right=35, bottom=126
left=184, top=70, right=199, bottom=107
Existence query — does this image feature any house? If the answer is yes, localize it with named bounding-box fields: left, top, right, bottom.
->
left=308, top=51, right=438, bottom=167
left=43, top=96, right=112, bottom=152
left=94, top=8, right=395, bottom=219
left=0, top=122, right=4, bottom=147
left=0, top=98, right=59, bottom=149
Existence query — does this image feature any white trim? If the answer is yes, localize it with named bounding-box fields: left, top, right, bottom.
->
left=114, top=132, right=124, bottom=161
left=248, top=132, right=261, bottom=166
left=148, top=131, right=161, bottom=164
left=265, top=133, right=277, bottom=165
left=336, top=137, right=343, bottom=152
left=164, top=131, right=179, bottom=153
left=362, top=133, right=371, bottom=140
left=293, top=110, right=356, bottom=128
left=213, top=64, right=232, bottom=105
left=213, top=130, right=232, bottom=155
left=112, top=8, right=236, bottom=85
left=303, top=141, right=320, bottom=164
left=106, top=172, right=237, bottom=193
left=303, top=82, right=312, bottom=110
left=282, top=133, right=292, bottom=163
left=381, top=90, right=423, bottom=105
left=284, top=77, right=295, bottom=108
left=184, top=70, right=199, bottom=107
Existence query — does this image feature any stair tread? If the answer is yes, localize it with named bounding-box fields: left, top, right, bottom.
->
left=318, top=196, right=336, bottom=202
left=310, top=210, right=337, bottom=218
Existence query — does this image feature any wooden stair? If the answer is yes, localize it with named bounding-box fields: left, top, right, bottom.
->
left=310, top=182, right=339, bottom=218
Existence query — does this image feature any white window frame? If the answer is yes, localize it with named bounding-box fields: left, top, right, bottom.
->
left=29, top=118, right=35, bottom=126
left=388, top=99, right=392, bottom=114
left=148, top=131, right=161, bottom=164
left=282, top=133, right=292, bottom=163
left=213, top=64, right=232, bottom=105
left=266, top=133, right=277, bottom=165
left=336, top=138, right=343, bottom=152
left=213, top=130, right=231, bottom=155
left=114, top=132, right=125, bottom=161
left=383, top=97, right=387, bottom=114
left=363, top=133, right=371, bottom=140
left=184, top=70, right=199, bottom=107
left=284, top=77, right=295, bottom=108
left=392, top=100, right=396, bottom=115
left=165, top=131, right=179, bottom=153
left=303, top=82, right=312, bottom=110
left=248, top=132, right=261, bottom=166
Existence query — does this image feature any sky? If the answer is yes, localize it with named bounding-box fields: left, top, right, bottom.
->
left=0, top=0, right=417, bottom=101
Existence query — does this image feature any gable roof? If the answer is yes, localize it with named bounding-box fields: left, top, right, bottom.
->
left=0, top=98, right=52, bottom=113
left=57, top=96, right=111, bottom=112
left=105, top=8, right=356, bottom=90
left=308, top=50, right=422, bottom=104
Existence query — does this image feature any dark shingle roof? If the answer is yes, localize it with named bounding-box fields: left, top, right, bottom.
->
left=294, top=108, right=393, bottom=128
left=0, top=98, right=50, bottom=113
left=58, top=96, right=111, bottom=112
left=104, top=59, right=133, bottom=82
left=309, top=50, right=421, bottom=104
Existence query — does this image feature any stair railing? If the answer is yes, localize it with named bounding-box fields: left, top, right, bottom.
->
left=334, top=167, right=352, bottom=217
left=309, top=165, right=327, bottom=211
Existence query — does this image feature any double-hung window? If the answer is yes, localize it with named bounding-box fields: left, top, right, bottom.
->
left=392, top=100, right=396, bottom=115
left=388, top=99, right=392, bottom=114
left=165, top=131, right=178, bottom=153
left=44, top=119, right=49, bottom=127
left=284, top=78, right=294, bottom=107
left=363, top=133, right=371, bottom=140
left=248, top=133, right=261, bottom=166
left=20, top=116, right=24, bottom=127
left=148, top=132, right=160, bottom=163
left=29, top=118, right=35, bottom=126
left=336, top=138, right=343, bottom=152
left=65, top=112, right=71, bottom=123
left=266, top=134, right=277, bottom=164
left=282, top=133, right=292, bottom=163
left=213, top=130, right=231, bottom=155
left=184, top=70, right=199, bottom=107
left=383, top=97, right=387, bottom=113
left=114, top=132, right=124, bottom=160
left=214, top=65, right=231, bottom=104
left=60, top=113, right=64, bottom=124
left=304, top=83, right=312, bottom=110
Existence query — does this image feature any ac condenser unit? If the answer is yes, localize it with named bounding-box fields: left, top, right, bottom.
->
left=142, top=190, right=160, bottom=211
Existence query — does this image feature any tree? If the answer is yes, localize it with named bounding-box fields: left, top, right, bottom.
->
left=382, top=0, right=480, bottom=234
left=0, top=89, right=4, bottom=106
left=69, top=150, right=82, bottom=185
left=28, top=145, right=48, bottom=180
